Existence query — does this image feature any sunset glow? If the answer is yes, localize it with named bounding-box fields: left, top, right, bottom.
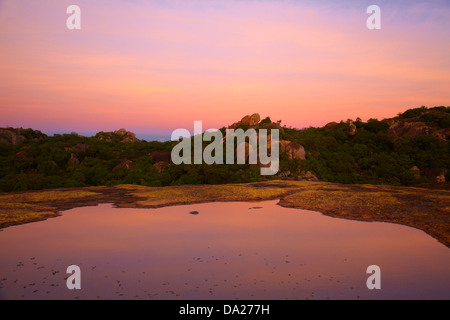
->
left=1, top=0, right=449, bottom=138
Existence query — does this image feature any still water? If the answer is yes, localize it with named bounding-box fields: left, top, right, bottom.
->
left=0, top=200, right=449, bottom=300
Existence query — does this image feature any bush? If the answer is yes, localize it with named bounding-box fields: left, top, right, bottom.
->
left=260, top=117, right=272, bottom=124
left=399, top=106, right=428, bottom=119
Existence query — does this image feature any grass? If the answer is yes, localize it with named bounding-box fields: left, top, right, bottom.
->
left=0, top=181, right=448, bottom=247
left=277, top=181, right=450, bottom=246
left=0, top=189, right=100, bottom=228
left=126, top=183, right=296, bottom=207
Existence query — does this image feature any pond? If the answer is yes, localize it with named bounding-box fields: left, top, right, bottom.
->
left=0, top=200, right=449, bottom=300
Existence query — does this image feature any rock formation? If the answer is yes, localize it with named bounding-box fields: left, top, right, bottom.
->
left=113, top=160, right=136, bottom=171
left=95, top=128, right=140, bottom=142
left=115, top=128, right=140, bottom=143
left=153, top=161, right=168, bottom=173
left=229, top=113, right=261, bottom=129
left=240, top=115, right=251, bottom=126
left=96, top=129, right=140, bottom=143
left=387, top=121, right=431, bottom=139
left=68, top=153, right=80, bottom=166
left=0, top=128, right=26, bottom=146
left=226, top=114, right=309, bottom=176
left=323, top=122, right=338, bottom=131
left=347, top=122, right=357, bottom=136
left=410, top=166, right=421, bottom=178
left=385, top=118, right=449, bottom=141
left=303, top=171, right=319, bottom=181
left=422, top=168, right=447, bottom=183
left=15, top=150, right=31, bottom=160
left=279, top=140, right=306, bottom=160
left=247, top=113, right=261, bottom=126
left=436, top=173, right=446, bottom=183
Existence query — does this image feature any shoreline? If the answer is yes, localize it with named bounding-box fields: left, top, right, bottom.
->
left=0, top=180, right=449, bottom=247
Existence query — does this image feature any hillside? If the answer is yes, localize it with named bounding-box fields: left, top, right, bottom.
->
left=0, top=106, right=449, bottom=192
left=279, top=106, right=450, bottom=186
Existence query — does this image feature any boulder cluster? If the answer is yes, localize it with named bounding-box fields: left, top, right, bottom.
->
left=229, top=113, right=305, bottom=158
left=0, top=128, right=26, bottom=146
left=385, top=118, right=448, bottom=141
left=96, top=128, right=140, bottom=143
left=227, top=113, right=318, bottom=180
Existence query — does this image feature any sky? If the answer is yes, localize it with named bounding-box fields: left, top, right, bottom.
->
left=0, top=0, right=449, bottom=139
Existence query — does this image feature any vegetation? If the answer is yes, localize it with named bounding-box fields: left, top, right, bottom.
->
left=279, top=106, right=450, bottom=186
left=0, top=189, right=100, bottom=228
left=0, top=106, right=449, bottom=192
left=0, top=130, right=262, bottom=192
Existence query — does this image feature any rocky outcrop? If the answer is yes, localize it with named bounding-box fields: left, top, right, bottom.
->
left=229, top=113, right=261, bottom=129
left=387, top=121, right=431, bottom=139
left=240, top=115, right=251, bottom=126
left=347, top=122, right=357, bottom=136
left=323, top=121, right=357, bottom=136
left=226, top=115, right=308, bottom=177
left=238, top=113, right=260, bottom=126
left=15, top=150, right=31, bottom=160
left=422, top=168, right=446, bottom=183
left=302, top=171, right=319, bottom=181
left=114, top=128, right=128, bottom=136
left=228, top=113, right=286, bottom=135
left=247, top=113, right=260, bottom=126
left=68, top=153, right=80, bottom=166
left=96, top=129, right=140, bottom=143
left=386, top=119, right=449, bottom=141
left=410, top=166, right=421, bottom=178
left=96, top=132, right=112, bottom=142
left=323, top=122, right=338, bottom=131
left=279, top=140, right=306, bottom=160
left=115, top=128, right=140, bottom=143
left=0, top=128, right=26, bottom=146
left=154, top=161, right=168, bottom=173
left=121, top=136, right=140, bottom=143
left=113, top=160, right=136, bottom=171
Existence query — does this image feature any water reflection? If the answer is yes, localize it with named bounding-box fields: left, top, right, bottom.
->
left=0, top=200, right=449, bottom=300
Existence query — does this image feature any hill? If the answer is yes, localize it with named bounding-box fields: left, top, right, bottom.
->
left=0, top=106, right=449, bottom=192
left=278, top=106, right=450, bottom=185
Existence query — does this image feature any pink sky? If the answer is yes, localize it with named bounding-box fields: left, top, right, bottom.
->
left=0, top=0, right=449, bottom=137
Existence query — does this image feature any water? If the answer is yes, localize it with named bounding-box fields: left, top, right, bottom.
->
left=0, top=200, right=449, bottom=300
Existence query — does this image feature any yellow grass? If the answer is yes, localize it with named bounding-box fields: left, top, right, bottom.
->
left=127, top=184, right=295, bottom=207
left=0, top=181, right=448, bottom=246
left=0, top=189, right=100, bottom=228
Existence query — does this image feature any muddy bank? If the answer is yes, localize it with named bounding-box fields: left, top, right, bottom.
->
left=0, top=181, right=448, bottom=247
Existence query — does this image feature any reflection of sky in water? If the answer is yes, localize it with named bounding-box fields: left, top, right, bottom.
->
left=0, top=200, right=449, bottom=300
